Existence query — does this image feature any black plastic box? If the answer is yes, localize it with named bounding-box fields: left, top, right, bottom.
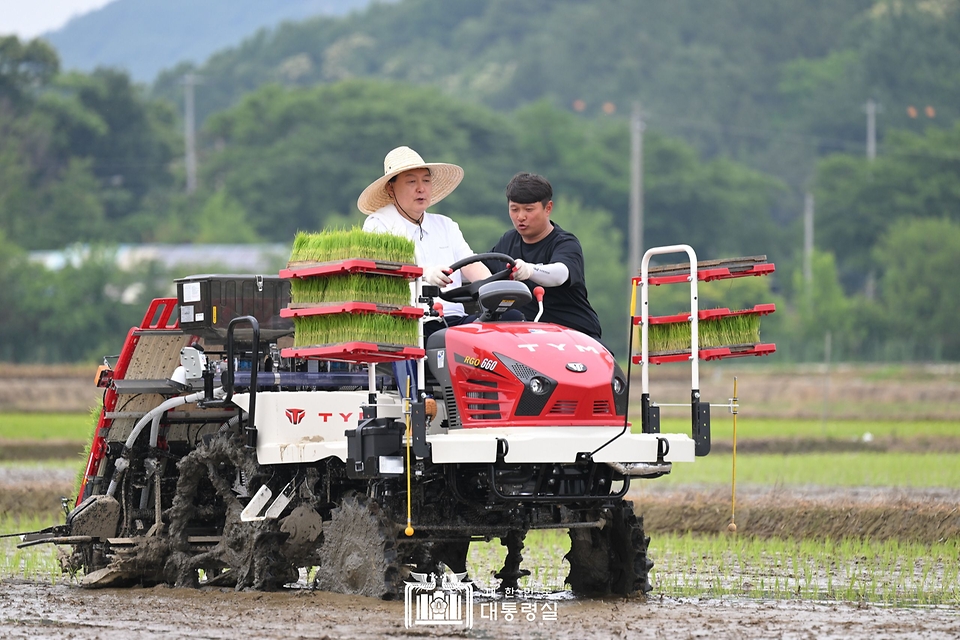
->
left=175, top=274, right=293, bottom=343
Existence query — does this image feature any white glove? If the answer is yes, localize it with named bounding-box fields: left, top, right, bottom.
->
left=423, top=265, right=453, bottom=287
left=511, top=259, right=535, bottom=282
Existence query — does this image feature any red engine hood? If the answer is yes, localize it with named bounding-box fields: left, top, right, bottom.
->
left=439, top=322, right=626, bottom=428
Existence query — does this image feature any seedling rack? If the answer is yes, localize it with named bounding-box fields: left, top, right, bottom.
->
left=280, top=258, right=424, bottom=363
left=628, top=245, right=777, bottom=456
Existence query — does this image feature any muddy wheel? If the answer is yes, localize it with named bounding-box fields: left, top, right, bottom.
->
left=162, top=437, right=297, bottom=590
left=565, top=500, right=652, bottom=596
left=315, top=496, right=403, bottom=599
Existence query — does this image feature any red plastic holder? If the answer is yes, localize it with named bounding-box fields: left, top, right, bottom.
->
left=280, top=259, right=422, bottom=280
left=634, top=343, right=777, bottom=365
left=639, top=303, right=777, bottom=326
left=281, top=342, right=425, bottom=363
left=636, top=263, right=776, bottom=287
left=281, top=302, right=424, bottom=320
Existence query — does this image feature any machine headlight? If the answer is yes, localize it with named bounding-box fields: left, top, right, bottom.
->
left=613, top=377, right=625, bottom=394
left=529, top=377, right=549, bottom=395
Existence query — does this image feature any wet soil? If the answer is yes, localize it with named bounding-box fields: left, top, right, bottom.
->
left=0, top=579, right=957, bottom=639
left=632, top=486, right=960, bottom=543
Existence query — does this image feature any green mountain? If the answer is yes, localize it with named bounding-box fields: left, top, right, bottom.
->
left=151, top=0, right=960, bottom=191
left=43, top=0, right=396, bottom=82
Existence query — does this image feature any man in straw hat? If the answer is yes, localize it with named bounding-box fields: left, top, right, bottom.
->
left=359, top=145, right=497, bottom=337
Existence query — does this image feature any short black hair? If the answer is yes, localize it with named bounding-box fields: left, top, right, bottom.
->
left=505, top=172, right=552, bottom=206
left=388, top=167, right=431, bottom=184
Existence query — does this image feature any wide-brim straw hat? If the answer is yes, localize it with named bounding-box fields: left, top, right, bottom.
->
left=357, top=146, right=464, bottom=214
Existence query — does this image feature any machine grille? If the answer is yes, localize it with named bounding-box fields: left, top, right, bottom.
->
left=508, top=362, right=538, bottom=381
left=549, top=400, right=578, bottom=415
left=443, top=385, right=461, bottom=429
left=593, top=400, right=612, bottom=415
left=465, top=379, right=500, bottom=420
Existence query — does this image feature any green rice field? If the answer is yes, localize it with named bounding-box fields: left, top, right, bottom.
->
left=2, top=412, right=958, bottom=607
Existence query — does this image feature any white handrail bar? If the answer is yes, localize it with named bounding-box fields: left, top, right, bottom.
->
left=639, top=244, right=699, bottom=395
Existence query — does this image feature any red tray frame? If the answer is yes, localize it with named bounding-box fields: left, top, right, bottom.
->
left=281, top=342, right=424, bottom=363
left=281, top=302, right=424, bottom=319
left=634, top=263, right=775, bottom=286
left=280, top=259, right=422, bottom=280
left=633, top=343, right=777, bottom=364
left=638, top=303, right=776, bottom=326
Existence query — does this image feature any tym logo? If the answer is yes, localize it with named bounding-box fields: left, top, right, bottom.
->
left=317, top=413, right=355, bottom=423
left=516, top=343, right=600, bottom=354
left=285, top=409, right=354, bottom=425
left=285, top=408, right=306, bottom=425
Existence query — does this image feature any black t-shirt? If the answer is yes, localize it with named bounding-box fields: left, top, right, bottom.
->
left=488, top=223, right=602, bottom=340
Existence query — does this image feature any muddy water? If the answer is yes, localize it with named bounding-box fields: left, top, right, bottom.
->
left=0, top=580, right=957, bottom=639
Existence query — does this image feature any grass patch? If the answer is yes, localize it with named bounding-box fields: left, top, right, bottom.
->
left=293, top=313, right=418, bottom=348
left=467, top=529, right=572, bottom=595
left=0, top=413, right=92, bottom=441
left=648, top=313, right=762, bottom=352
left=465, top=529, right=960, bottom=606
left=290, top=273, right=412, bottom=307
left=0, top=513, right=64, bottom=582
left=651, top=532, right=960, bottom=606
left=654, top=452, right=960, bottom=488
left=289, top=228, right=415, bottom=264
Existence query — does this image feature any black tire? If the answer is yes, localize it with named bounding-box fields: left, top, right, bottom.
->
left=565, top=500, right=652, bottom=596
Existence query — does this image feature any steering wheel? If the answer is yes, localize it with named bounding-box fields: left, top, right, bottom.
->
left=437, top=252, right=517, bottom=304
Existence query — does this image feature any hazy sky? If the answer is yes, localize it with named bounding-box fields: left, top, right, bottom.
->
left=0, top=0, right=115, bottom=39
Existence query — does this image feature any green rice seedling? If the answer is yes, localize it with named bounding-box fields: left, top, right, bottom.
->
left=0, top=514, right=63, bottom=582
left=290, top=273, right=411, bottom=307
left=647, top=312, right=762, bottom=353
left=293, top=313, right=419, bottom=348
left=466, top=529, right=571, bottom=594
left=649, top=533, right=960, bottom=605
left=72, top=402, right=101, bottom=503
left=289, top=228, right=416, bottom=264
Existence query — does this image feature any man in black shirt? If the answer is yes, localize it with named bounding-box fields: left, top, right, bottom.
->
left=488, top=173, right=603, bottom=341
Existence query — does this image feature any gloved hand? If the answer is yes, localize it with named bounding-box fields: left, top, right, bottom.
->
left=423, top=265, right=454, bottom=287
left=511, top=259, right=535, bottom=282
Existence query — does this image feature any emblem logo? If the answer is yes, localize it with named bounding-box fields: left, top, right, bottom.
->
left=285, top=408, right=306, bottom=425
left=404, top=572, right=473, bottom=629
left=566, top=362, right=587, bottom=373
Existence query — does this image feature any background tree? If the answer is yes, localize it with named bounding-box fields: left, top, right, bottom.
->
left=876, top=218, right=960, bottom=360
left=815, top=123, right=960, bottom=290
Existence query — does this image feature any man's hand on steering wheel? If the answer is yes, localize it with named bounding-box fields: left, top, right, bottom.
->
left=434, top=252, right=516, bottom=304
left=422, top=265, right=454, bottom=287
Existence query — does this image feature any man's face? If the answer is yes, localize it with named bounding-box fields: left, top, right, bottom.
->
left=508, top=199, right=553, bottom=243
left=387, top=168, right=432, bottom=217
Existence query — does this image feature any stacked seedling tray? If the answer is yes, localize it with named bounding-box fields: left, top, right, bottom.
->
left=279, top=229, right=424, bottom=363
left=633, top=255, right=777, bottom=365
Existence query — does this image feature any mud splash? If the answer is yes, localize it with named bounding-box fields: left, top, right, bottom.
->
left=0, top=580, right=958, bottom=639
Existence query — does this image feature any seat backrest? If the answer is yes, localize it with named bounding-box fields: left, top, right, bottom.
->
left=477, top=281, right=532, bottom=322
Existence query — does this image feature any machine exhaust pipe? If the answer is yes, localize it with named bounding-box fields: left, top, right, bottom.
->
left=606, top=461, right=672, bottom=478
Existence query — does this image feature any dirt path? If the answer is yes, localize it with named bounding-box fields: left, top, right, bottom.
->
left=0, top=580, right=957, bottom=639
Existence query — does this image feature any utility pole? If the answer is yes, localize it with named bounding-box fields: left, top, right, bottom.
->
left=629, top=102, right=645, bottom=277
left=183, top=73, right=202, bottom=194
left=803, top=191, right=814, bottom=290
left=864, top=99, right=878, bottom=161
left=863, top=99, right=880, bottom=299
